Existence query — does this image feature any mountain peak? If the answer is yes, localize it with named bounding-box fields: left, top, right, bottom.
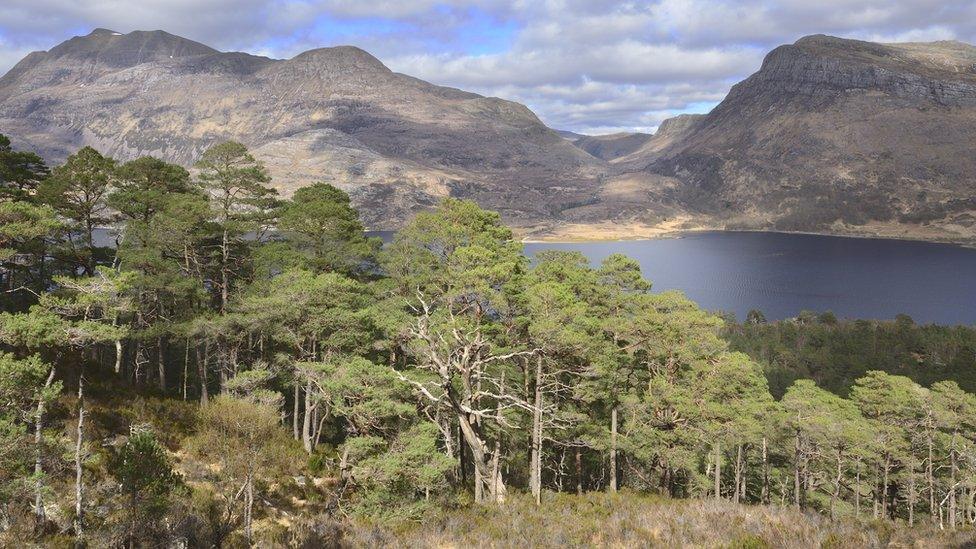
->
left=288, top=45, right=390, bottom=73
left=46, top=28, right=217, bottom=68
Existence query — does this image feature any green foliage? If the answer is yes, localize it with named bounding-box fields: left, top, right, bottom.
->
left=105, top=428, right=185, bottom=545
left=5, top=135, right=976, bottom=544
left=725, top=315, right=976, bottom=397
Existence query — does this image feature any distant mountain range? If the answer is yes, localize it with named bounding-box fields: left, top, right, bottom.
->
left=2, top=29, right=975, bottom=242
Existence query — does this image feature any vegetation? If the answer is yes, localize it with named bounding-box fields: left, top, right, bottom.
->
left=1, top=135, right=974, bottom=546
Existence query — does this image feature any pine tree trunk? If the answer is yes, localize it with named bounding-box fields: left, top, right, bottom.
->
left=33, top=367, right=56, bottom=522
left=457, top=410, right=504, bottom=504
left=576, top=447, right=583, bottom=495
left=714, top=442, right=722, bottom=500
left=883, top=455, right=891, bottom=519
left=182, top=339, right=190, bottom=400
left=761, top=436, right=769, bottom=504
left=529, top=355, right=543, bottom=505
left=610, top=406, right=618, bottom=493
left=950, top=442, right=958, bottom=528
left=733, top=444, right=742, bottom=503
left=156, top=336, right=166, bottom=392
left=74, top=374, right=85, bottom=542
left=293, top=380, right=301, bottom=440
left=220, top=228, right=229, bottom=315
left=244, top=475, right=254, bottom=542
left=928, top=434, right=936, bottom=523
left=114, top=339, right=123, bottom=374
left=302, top=377, right=314, bottom=453
left=831, top=450, right=842, bottom=519
left=793, top=430, right=801, bottom=509
left=196, top=343, right=209, bottom=404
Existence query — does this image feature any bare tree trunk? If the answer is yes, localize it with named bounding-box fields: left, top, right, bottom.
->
left=114, top=339, right=123, bottom=374
left=831, top=450, right=842, bottom=519
left=302, top=377, right=314, bottom=453
left=761, top=437, right=769, bottom=505
left=220, top=228, right=229, bottom=315
left=793, top=430, right=801, bottom=509
left=714, top=442, right=722, bottom=500
left=457, top=410, right=504, bottom=503
left=33, top=367, right=56, bottom=523
left=156, top=336, right=166, bottom=392
left=293, top=380, right=301, bottom=440
left=576, top=447, right=583, bottom=495
left=908, top=473, right=916, bottom=526
left=182, top=339, right=190, bottom=400
left=74, top=374, right=85, bottom=542
left=883, top=455, right=891, bottom=519
left=529, top=355, right=543, bottom=505
left=733, top=444, right=743, bottom=503
left=196, top=343, right=209, bottom=404
left=610, top=406, right=618, bottom=493
left=855, top=457, right=862, bottom=518
left=928, top=433, right=936, bottom=523
left=244, top=475, right=254, bottom=542
left=950, top=442, right=958, bottom=528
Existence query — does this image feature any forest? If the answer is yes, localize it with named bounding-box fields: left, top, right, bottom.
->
left=1, top=135, right=975, bottom=547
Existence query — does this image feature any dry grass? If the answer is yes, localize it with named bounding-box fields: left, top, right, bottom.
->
left=344, top=492, right=976, bottom=548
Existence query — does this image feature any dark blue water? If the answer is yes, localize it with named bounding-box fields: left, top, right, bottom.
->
left=524, top=232, right=976, bottom=325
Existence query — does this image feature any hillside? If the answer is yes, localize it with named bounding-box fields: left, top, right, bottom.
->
left=622, top=35, right=976, bottom=243
left=0, top=29, right=603, bottom=229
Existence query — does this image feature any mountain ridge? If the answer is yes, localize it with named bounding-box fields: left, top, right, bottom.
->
left=0, top=29, right=604, bottom=229
left=3, top=30, right=976, bottom=243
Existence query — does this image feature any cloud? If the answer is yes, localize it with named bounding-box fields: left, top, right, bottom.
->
left=1, top=0, right=975, bottom=133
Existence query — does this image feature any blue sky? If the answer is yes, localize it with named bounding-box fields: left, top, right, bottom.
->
left=1, top=1, right=974, bottom=134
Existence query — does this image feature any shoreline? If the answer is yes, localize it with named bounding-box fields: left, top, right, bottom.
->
left=518, top=226, right=976, bottom=248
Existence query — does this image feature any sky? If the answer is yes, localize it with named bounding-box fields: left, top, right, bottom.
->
left=1, top=1, right=974, bottom=134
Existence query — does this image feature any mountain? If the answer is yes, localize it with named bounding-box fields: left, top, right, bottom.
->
left=4, top=30, right=976, bottom=242
left=571, top=132, right=653, bottom=161
left=0, top=29, right=603, bottom=228
left=621, top=35, right=976, bottom=243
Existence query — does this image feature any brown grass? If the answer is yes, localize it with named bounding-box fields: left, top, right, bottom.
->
left=344, top=492, right=976, bottom=548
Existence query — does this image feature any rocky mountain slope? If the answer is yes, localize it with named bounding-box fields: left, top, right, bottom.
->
left=3, top=30, right=976, bottom=242
left=621, top=35, right=976, bottom=243
left=0, top=29, right=603, bottom=228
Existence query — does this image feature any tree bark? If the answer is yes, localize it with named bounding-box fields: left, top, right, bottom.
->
left=714, top=442, right=722, bottom=500
left=761, top=436, right=769, bottom=504
left=576, top=447, right=583, bottom=495
left=33, top=367, right=56, bottom=523
left=928, top=432, right=936, bottom=523
left=610, top=406, right=618, bottom=493
left=302, top=377, right=314, bottom=453
left=196, top=343, right=209, bottom=404
left=74, top=374, right=85, bottom=542
left=793, top=429, right=801, bottom=509
left=831, top=450, right=842, bottom=519
left=529, top=355, right=543, bottom=505
left=733, top=444, right=743, bottom=503
left=114, top=339, right=123, bottom=374
left=456, top=409, right=504, bottom=503
left=293, top=379, right=301, bottom=440
left=156, top=336, right=166, bottom=392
